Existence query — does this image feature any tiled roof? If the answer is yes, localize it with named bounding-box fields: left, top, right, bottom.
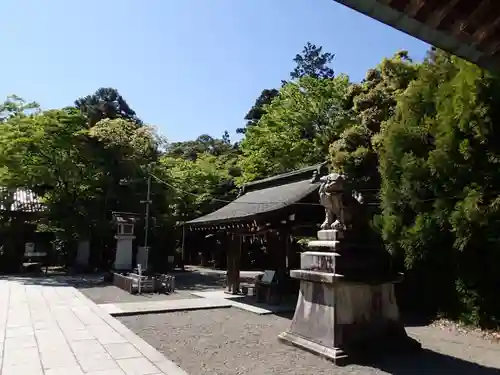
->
left=186, top=164, right=326, bottom=226
left=0, top=188, right=45, bottom=213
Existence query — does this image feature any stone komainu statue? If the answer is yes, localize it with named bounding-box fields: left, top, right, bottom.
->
left=318, top=172, right=364, bottom=231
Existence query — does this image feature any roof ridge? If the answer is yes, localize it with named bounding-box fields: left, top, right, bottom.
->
left=241, top=162, right=327, bottom=192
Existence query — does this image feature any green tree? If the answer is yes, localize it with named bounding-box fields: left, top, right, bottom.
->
left=0, top=108, right=161, bottom=264
left=238, top=75, right=352, bottom=183
left=0, top=108, right=98, bottom=235
left=159, top=153, right=239, bottom=221
left=379, top=50, right=500, bottom=327
left=75, top=87, right=141, bottom=127
left=165, top=133, right=236, bottom=161
left=237, top=89, right=279, bottom=134
left=290, top=42, right=335, bottom=80
left=0, top=95, right=40, bottom=122
left=329, top=51, right=419, bottom=191
left=238, top=43, right=335, bottom=135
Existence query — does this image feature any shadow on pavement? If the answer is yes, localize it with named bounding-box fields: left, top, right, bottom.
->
left=174, top=272, right=226, bottom=291
left=0, top=274, right=108, bottom=288
left=370, top=348, right=500, bottom=374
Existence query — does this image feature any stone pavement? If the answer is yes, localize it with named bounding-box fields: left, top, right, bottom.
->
left=99, top=298, right=233, bottom=316
left=96, top=289, right=296, bottom=317
left=190, top=290, right=296, bottom=315
left=0, top=278, right=188, bottom=375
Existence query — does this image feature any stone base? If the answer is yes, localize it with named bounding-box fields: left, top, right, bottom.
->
left=278, top=331, right=347, bottom=363
left=279, top=276, right=421, bottom=363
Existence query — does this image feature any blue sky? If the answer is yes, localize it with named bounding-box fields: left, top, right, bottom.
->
left=1, top=0, right=429, bottom=142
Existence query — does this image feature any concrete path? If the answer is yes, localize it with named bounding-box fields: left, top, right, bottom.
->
left=99, top=298, right=232, bottom=316
left=0, top=277, right=188, bottom=375
left=190, top=290, right=296, bottom=315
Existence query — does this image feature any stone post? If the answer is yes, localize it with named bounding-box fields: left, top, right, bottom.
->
left=114, top=234, right=135, bottom=271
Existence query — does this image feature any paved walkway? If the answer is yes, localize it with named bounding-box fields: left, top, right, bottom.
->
left=99, top=298, right=232, bottom=316
left=0, top=278, right=188, bottom=375
left=97, top=289, right=295, bottom=317
left=191, top=290, right=296, bottom=315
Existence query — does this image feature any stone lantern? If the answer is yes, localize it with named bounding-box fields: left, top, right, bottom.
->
left=278, top=173, right=420, bottom=362
left=112, top=212, right=139, bottom=271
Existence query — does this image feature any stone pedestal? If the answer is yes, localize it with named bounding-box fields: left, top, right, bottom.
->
left=278, top=230, right=419, bottom=363
left=136, top=246, right=149, bottom=270
left=75, top=240, right=90, bottom=268
left=114, top=234, right=135, bottom=271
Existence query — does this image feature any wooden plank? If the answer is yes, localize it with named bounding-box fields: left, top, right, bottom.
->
left=426, top=0, right=460, bottom=29
left=404, top=0, right=425, bottom=18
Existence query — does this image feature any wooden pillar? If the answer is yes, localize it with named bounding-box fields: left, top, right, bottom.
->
left=266, top=230, right=287, bottom=285
left=233, top=235, right=242, bottom=294
left=224, top=234, right=233, bottom=293
left=226, top=234, right=241, bottom=294
left=276, top=229, right=288, bottom=285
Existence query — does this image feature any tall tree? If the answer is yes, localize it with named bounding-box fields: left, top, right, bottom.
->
left=165, top=134, right=236, bottom=161
left=237, top=89, right=279, bottom=134
left=238, top=75, right=352, bottom=183
left=75, top=87, right=141, bottom=127
left=379, top=50, right=500, bottom=327
left=0, top=108, right=160, bottom=267
left=238, top=43, right=334, bottom=135
left=290, top=42, right=335, bottom=80
left=329, top=51, right=419, bottom=190
left=0, top=95, right=39, bottom=122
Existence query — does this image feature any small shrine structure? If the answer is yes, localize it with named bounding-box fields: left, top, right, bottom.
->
left=184, top=164, right=328, bottom=298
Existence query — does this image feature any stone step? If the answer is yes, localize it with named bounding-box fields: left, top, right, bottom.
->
left=307, top=240, right=340, bottom=249
left=300, top=251, right=338, bottom=273
left=317, top=229, right=342, bottom=241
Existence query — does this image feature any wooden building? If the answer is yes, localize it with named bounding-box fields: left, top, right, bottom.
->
left=334, top=0, right=500, bottom=72
left=0, top=188, right=51, bottom=272
left=185, top=163, right=327, bottom=296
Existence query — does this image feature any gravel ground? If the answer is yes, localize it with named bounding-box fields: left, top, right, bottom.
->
left=118, top=308, right=500, bottom=375
left=72, top=270, right=229, bottom=305
left=78, top=284, right=196, bottom=304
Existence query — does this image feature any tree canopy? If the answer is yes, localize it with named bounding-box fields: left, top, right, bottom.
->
left=238, top=74, right=352, bottom=183
left=3, top=42, right=500, bottom=328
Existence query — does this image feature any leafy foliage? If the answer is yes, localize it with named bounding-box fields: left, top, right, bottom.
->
left=379, top=51, right=500, bottom=327
left=290, top=42, right=335, bottom=80
left=330, top=51, right=419, bottom=190
left=165, top=133, right=236, bottom=161
left=0, top=108, right=99, bottom=235
left=238, top=75, right=352, bottom=183
left=0, top=95, right=40, bottom=122
left=237, top=89, right=279, bottom=134
left=160, top=152, right=239, bottom=222
left=75, top=87, right=141, bottom=127
left=4, top=41, right=500, bottom=329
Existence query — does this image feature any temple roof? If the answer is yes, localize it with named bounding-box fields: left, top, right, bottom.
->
left=334, top=0, right=500, bottom=73
left=186, top=163, right=327, bottom=227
